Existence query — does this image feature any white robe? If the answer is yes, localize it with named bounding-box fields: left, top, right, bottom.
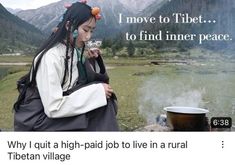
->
left=35, top=43, right=107, bottom=118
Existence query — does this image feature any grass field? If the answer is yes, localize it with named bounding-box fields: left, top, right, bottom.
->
left=0, top=55, right=33, bottom=63
left=0, top=56, right=152, bottom=131
left=1, top=54, right=235, bottom=131
left=0, top=70, right=28, bottom=130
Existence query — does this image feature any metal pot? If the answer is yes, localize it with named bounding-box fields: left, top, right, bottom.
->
left=164, top=106, right=209, bottom=131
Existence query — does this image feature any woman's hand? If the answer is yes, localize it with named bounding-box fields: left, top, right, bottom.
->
left=86, top=48, right=102, bottom=58
left=102, top=83, right=113, bottom=99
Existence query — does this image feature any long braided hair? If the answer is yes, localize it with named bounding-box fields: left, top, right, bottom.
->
left=31, top=2, right=96, bottom=87
left=14, top=2, right=96, bottom=111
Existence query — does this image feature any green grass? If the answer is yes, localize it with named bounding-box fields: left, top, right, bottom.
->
left=1, top=54, right=235, bottom=131
left=0, top=59, right=151, bottom=131
left=0, top=71, right=27, bottom=130
left=108, top=65, right=156, bottom=130
left=0, top=55, right=33, bottom=63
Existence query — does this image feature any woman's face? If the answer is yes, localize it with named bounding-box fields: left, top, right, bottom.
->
left=76, top=17, right=96, bottom=45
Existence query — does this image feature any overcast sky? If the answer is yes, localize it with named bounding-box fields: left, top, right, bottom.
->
left=1, top=0, right=61, bottom=9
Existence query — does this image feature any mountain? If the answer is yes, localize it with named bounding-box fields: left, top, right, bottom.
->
left=119, top=0, right=157, bottom=14
left=16, top=0, right=132, bottom=37
left=16, top=0, right=66, bottom=35
left=6, top=7, right=22, bottom=14
left=86, top=0, right=132, bottom=38
left=140, top=0, right=235, bottom=50
left=142, top=0, right=167, bottom=16
left=0, top=3, right=45, bottom=54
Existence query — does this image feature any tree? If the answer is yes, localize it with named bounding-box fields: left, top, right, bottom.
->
left=101, top=38, right=110, bottom=48
left=127, top=41, right=135, bottom=57
left=111, top=44, right=117, bottom=56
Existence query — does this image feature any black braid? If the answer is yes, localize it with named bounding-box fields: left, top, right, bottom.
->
left=62, top=23, right=72, bottom=88
left=14, top=2, right=95, bottom=111
left=29, top=2, right=93, bottom=87
left=68, top=39, right=76, bottom=89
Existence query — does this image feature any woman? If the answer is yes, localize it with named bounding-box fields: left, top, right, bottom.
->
left=13, top=1, right=119, bottom=131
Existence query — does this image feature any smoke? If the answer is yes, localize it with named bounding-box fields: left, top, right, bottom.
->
left=138, top=75, right=205, bottom=124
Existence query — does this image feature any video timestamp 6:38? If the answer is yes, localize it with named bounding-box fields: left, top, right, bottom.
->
left=210, top=117, right=232, bottom=128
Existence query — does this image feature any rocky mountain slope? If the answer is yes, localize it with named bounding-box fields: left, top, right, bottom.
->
left=0, top=3, right=45, bottom=54
left=16, top=0, right=132, bottom=37
left=140, top=0, right=235, bottom=50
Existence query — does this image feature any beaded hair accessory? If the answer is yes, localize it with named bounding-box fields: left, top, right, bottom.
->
left=91, top=7, right=101, bottom=20
left=80, top=0, right=101, bottom=20
left=64, top=0, right=101, bottom=20
left=53, top=1, right=101, bottom=33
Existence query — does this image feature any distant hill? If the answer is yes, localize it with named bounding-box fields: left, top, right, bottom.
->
left=15, top=0, right=168, bottom=39
left=141, top=0, right=167, bottom=16
left=16, top=0, right=134, bottom=38
left=119, top=0, right=157, bottom=14
left=0, top=3, right=45, bottom=54
left=6, top=7, right=22, bottom=14
left=140, top=0, right=235, bottom=51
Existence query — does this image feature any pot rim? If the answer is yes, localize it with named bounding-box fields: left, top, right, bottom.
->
left=164, top=106, right=209, bottom=114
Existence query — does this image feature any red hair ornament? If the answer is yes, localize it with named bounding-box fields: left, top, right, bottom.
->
left=80, top=0, right=87, bottom=4
left=64, top=1, right=101, bottom=20
left=64, top=3, right=72, bottom=9
left=91, top=7, right=101, bottom=20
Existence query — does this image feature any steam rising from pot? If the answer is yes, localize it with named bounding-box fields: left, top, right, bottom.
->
left=138, top=76, right=205, bottom=124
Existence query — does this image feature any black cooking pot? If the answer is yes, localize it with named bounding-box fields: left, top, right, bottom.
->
left=164, top=107, right=209, bottom=131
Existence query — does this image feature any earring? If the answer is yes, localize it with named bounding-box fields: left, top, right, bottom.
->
left=73, top=30, right=78, bottom=38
